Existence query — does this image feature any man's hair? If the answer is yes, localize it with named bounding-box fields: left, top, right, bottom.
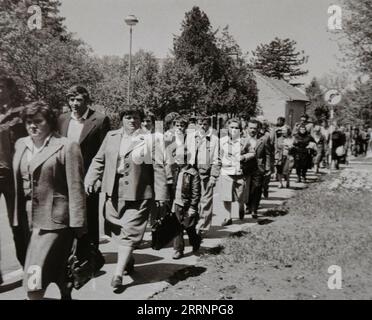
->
left=197, top=114, right=211, bottom=125
left=66, top=85, right=92, bottom=104
left=248, top=118, right=262, bottom=129
left=173, top=115, right=189, bottom=126
left=226, top=117, right=242, bottom=130
left=119, top=105, right=145, bottom=121
left=143, top=111, right=155, bottom=123
left=21, top=101, right=57, bottom=131
left=277, top=116, right=285, bottom=124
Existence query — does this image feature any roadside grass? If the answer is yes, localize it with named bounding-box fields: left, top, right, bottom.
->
left=206, top=171, right=372, bottom=274
left=152, top=169, right=372, bottom=299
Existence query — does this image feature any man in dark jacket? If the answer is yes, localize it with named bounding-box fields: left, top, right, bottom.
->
left=58, top=85, right=110, bottom=271
left=244, top=119, right=273, bottom=219
left=0, top=77, right=28, bottom=269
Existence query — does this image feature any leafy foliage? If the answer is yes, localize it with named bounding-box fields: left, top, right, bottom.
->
left=250, top=37, right=308, bottom=81
left=0, top=0, right=101, bottom=109
left=305, top=78, right=329, bottom=122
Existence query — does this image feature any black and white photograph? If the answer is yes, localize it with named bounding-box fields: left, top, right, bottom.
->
left=0, top=0, right=371, bottom=303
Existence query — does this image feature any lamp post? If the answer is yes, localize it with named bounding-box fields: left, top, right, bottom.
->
left=124, top=14, right=139, bottom=105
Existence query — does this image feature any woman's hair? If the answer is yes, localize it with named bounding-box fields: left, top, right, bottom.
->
left=298, top=124, right=307, bottom=134
left=164, top=112, right=180, bottom=131
left=226, top=117, right=242, bottom=130
left=173, top=115, right=189, bottom=126
left=21, top=101, right=57, bottom=131
left=119, top=105, right=145, bottom=121
left=66, top=85, right=92, bottom=104
left=143, top=111, right=155, bottom=123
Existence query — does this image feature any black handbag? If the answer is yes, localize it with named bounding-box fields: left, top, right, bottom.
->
left=151, top=209, right=182, bottom=250
left=66, top=236, right=105, bottom=290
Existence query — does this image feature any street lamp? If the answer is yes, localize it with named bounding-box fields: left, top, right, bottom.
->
left=124, top=14, right=139, bottom=105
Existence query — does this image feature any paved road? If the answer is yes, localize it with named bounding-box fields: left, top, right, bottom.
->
left=0, top=168, right=322, bottom=300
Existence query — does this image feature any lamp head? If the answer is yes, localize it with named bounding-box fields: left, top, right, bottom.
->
left=125, top=15, right=139, bottom=26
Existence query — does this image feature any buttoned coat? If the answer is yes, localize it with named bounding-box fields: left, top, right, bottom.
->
left=85, top=128, right=169, bottom=204
left=57, top=108, right=110, bottom=174
left=12, top=133, right=87, bottom=230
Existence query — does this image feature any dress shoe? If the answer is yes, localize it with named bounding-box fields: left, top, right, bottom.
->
left=172, top=251, right=184, bottom=260
left=111, top=275, right=123, bottom=289
left=239, top=209, right=245, bottom=220
left=221, top=218, right=232, bottom=226
left=251, top=212, right=258, bottom=219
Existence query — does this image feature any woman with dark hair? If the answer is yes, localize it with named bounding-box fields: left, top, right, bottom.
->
left=85, top=106, right=169, bottom=290
left=12, top=101, right=87, bottom=299
left=293, top=125, right=315, bottom=182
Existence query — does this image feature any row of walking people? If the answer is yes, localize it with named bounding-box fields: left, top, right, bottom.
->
left=0, top=82, right=344, bottom=298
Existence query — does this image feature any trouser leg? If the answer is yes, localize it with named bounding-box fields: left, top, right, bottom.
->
left=248, top=172, right=263, bottom=212
left=173, top=231, right=185, bottom=253
left=186, top=226, right=199, bottom=250
left=196, top=177, right=214, bottom=233
left=86, top=194, right=100, bottom=249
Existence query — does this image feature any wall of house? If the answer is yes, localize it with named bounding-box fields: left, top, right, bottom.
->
left=286, top=101, right=305, bottom=128
left=256, top=77, right=286, bottom=124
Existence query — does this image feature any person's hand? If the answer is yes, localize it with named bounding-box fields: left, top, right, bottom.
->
left=186, top=208, right=197, bottom=218
left=156, top=200, right=169, bottom=208
left=85, top=185, right=94, bottom=195
left=208, top=177, right=217, bottom=188
left=264, top=170, right=271, bottom=176
left=73, top=227, right=87, bottom=239
left=241, top=153, right=255, bottom=161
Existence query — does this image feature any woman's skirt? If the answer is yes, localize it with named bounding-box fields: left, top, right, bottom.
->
left=105, top=198, right=152, bottom=248
left=23, top=228, right=74, bottom=292
left=295, top=150, right=313, bottom=170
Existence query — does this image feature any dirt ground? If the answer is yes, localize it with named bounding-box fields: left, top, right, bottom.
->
left=152, top=164, right=372, bottom=300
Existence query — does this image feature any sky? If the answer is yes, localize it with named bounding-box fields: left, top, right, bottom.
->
left=59, top=0, right=345, bottom=85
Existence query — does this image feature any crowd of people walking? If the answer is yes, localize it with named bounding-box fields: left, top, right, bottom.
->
left=0, top=77, right=371, bottom=298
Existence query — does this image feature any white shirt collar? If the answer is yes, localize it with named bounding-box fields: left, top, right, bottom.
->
left=71, top=108, right=90, bottom=121
left=25, top=134, right=53, bottom=153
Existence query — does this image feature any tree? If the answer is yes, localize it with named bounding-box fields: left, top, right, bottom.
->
left=0, top=0, right=101, bottom=109
left=341, top=0, right=372, bottom=75
left=173, top=6, right=223, bottom=84
left=305, top=78, right=329, bottom=122
left=250, top=37, right=308, bottom=81
left=215, top=26, right=258, bottom=118
left=91, top=51, right=161, bottom=127
left=132, top=50, right=160, bottom=112
left=155, top=58, right=205, bottom=118
left=338, top=0, right=372, bottom=125
left=172, top=8, right=258, bottom=117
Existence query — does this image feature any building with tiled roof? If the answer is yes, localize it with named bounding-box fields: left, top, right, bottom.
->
left=254, top=72, right=309, bottom=127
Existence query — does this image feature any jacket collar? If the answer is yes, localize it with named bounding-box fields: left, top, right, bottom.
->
left=14, top=132, right=64, bottom=175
